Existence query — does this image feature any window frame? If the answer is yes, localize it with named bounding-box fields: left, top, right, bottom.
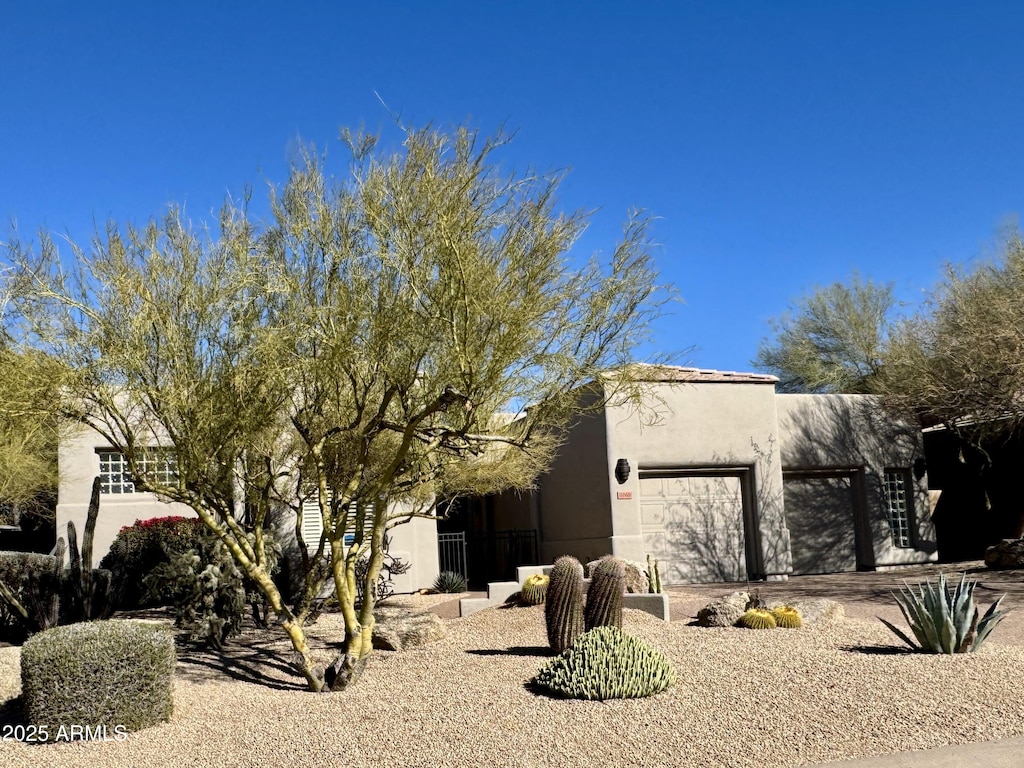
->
left=882, top=467, right=915, bottom=548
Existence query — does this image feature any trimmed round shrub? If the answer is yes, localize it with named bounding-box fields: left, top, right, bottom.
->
left=100, top=516, right=202, bottom=608
left=21, top=619, right=176, bottom=738
left=532, top=625, right=676, bottom=700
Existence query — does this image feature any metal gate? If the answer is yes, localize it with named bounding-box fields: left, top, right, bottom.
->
left=437, top=531, right=468, bottom=581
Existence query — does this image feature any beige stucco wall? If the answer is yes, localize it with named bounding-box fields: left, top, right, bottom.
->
left=776, top=394, right=937, bottom=568
left=56, top=423, right=197, bottom=566
left=57, top=423, right=439, bottom=591
left=603, top=380, right=791, bottom=579
left=534, top=394, right=615, bottom=564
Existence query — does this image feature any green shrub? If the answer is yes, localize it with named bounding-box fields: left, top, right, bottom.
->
left=0, top=552, right=60, bottom=638
left=532, top=625, right=676, bottom=700
left=432, top=570, right=467, bottom=593
left=21, top=620, right=175, bottom=738
left=100, top=516, right=202, bottom=608
left=881, top=572, right=1010, bottom=653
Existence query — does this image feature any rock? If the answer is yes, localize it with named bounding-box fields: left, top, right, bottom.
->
left=985, top=539, right=1024, bottom=569
left=769, top=598, right=845, bottom=626
left=696, top=591, right=750, bottom=627
left=323, top=653, right=366, bottom=691
left=585, top=557, right=650, bottom=593
left=371, top=607, right=446, bottom=651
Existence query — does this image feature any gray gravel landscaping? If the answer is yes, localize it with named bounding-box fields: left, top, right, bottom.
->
left=2, top=585, right=1024, bottom=768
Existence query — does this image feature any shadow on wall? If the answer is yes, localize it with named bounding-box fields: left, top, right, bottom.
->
left=658, top=438, right=788, bottom=584
left=779, top=396, right=937, bottom=573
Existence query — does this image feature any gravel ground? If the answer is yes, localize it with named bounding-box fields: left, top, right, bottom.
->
left=2, top=585, right=1024, bottom=768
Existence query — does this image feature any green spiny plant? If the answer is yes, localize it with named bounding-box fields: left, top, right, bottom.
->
left=545, top=555, right=585, bottom=653
left=584, top=556, right=625, bottom=631
left=770, top=605, right=803, bottom=629
left=432, top=570, right=467, bottom=594
left=531, top=625, right=676, bottom=700
left=520, top=573, right=549, bottom=605
left=737, top=608, right=777, bottom=629
left=881, top=572, right=1010, bottom=654
left=21, top=619, right=175, bottom=739
left=646, top=553, right=662, bottom=594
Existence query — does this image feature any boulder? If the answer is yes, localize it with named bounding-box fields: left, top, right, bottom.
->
left=985, top=539, right=1024, bottom=569
left=768, top=598, right=845, bottom=627
left=696, top=591, right=750, bottom=627
left=371, top=607, right=446, bottom=651
left=585, top=557, right=650, bottom=593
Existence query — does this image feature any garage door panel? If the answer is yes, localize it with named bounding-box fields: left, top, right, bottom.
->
left=640, top=471, right=748, bottom=583
left=783, top=474, right=857, bottom=574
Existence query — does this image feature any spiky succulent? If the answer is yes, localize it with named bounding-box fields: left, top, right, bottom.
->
left=432, top=571, right=467, bottom=594
left=521, top=574, right=549, bottom=605
left=531, top=626, right=676, bottom=700
left=584, top=556, right=625, bottom=630
left=646, top=554, right=662, bottom=594
left=545, top=556, right=585, bottom=653
left=881, top=572, right=1010, bottom=654
left=771, top=606, right=803, bottom=629
left=736, top=608, right=777, bottom=629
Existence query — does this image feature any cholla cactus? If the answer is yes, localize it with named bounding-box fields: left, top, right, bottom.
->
left=584, top=556, right=625, bottom=630
left=545, top=556, right=585, bottom=653
left=737, top=608, right=776, bottom=629
left=521, top=574, right=549, bottom=605
left=532, top=626, right=676, bottom=700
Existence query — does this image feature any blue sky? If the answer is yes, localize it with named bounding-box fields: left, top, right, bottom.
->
left=2, top=2, right=1022, bottom=372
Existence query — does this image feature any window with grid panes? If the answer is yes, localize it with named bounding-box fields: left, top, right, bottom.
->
left=883, top=468, right=914, bottom=547
left=97, top=449, right=178, bottom=494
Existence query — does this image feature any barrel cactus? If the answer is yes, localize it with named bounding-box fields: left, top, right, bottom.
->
left=771, top=605, right=803, bottom=629
left=532, top=625, right=676, bottom=700
left=521, top=573, right=549, bottom=605
left=545, top=556, right=585, bottom=653
left=584, top=556, right=625, bottom=630
left=737, top=608, right=777, bottom=629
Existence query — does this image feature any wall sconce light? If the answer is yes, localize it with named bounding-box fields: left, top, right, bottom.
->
left=614, top=458, right=630, bottom=484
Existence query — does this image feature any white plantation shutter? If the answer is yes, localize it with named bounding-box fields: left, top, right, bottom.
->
left=300, top=490, right=376, bottom=549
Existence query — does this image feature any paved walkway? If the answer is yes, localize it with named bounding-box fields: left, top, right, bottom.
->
left=807, top=735, right=1024, bottom=767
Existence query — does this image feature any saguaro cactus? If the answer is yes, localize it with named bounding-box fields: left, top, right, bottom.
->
left=545, top=556, right=585, bottom=653
left=585, top=556, right=626, bottom=630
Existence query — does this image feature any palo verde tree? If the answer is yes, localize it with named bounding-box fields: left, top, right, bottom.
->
left=4, top=124, right=670, bottom=692
left=754, top=273, right=897, bottom=393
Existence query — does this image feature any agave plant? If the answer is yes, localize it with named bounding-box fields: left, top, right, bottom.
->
left=880, top=572, right=1010, bottom=654
left=432, top=571, right=467, bottom=594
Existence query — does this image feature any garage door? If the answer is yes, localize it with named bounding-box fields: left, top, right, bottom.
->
left=639, top=471, right=749, bottom=583
left=782, top=472, right=858, bottom=574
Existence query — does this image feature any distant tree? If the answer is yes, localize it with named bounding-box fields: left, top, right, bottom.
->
left=753, top=273, right=897, bottom=393
left=0, top=343, right=59, bottom=532
left=4, top=124, right=670, bottom=691
left=882, top=229, right=1024, bottom=442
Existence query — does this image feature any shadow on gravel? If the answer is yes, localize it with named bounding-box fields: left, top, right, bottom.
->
left=0, top=695, right=25, bottom=727
left=465, top=646, right=552, bottom=658
left=840, top=644, right=915, bottom=655
left=175, top=636, right=309, bottom=691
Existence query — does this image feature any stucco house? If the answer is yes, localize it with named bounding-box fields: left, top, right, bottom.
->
left=55, top=425, right=439, bottom=594
left=441, top=366, right=937, bottom=586
left=57, top=364, right=936, bottom=591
